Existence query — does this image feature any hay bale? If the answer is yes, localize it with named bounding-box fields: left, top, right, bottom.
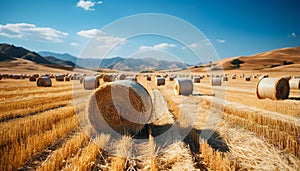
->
left=211, top=78, right=222, bottom=86
left=146, top=76, right=151, bottom=81
left=29, top=76, right=36, bottom=82
left=37, top=76, right=52, bottom=87
left=245, top=76, right=251, bottom=81
left=12, top=74, right=21, bottom=79
left=283, top=75, right=291, bottom=81
left=118, top=74, right=126, bottom=80
left=103, top=74, right=114, bottom=82
left=289, top=79, right=300, bottom=89
left=83, top=76, right=101, bottom=90
left=294, top=76, right=300, bottom=79
left=65, top=75, right=71, bottom=81
left=87, top=80, right=153, bottom=135
left=0, top=75, right=2, bottom=80
left=193, top=77, right=201, bottom=83
left=169, top=76, right=176, bottom=81
left=223, top=76, right=228, bottom=81
left=55, top=74, right=65, bottom=81
left=80, top=77, right=84, bottom=84
left=156, top=77, right=165, bottom=86
left=231, top=75, right=236, bottom=79
left=174, top=78, right=193, bottom=95
left=256, top=78, right=289, bottom=100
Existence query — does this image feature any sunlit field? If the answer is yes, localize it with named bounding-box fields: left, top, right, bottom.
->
left=0, top=72, right=299, bottom=171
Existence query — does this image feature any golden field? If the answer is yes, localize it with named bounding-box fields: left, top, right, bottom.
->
left=0, top=69, right=299, bottom=171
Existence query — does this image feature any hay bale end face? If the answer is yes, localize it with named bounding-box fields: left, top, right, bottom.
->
left=55, top=74, right=65, bottom=81
left=156, top=77, right=165, bottom=86
left=103, top=74, right=114, bottom=82
left=211, top=78, right=222, bottom=86
left=29, top=76, right=36, bottom=82
left=193, top=77, right=201, bottom=83
left=87, top=80, right=153, bottom=135
left=118, top=74, right=126, bottom=80
left=289, top=79, right=300, bottom=89
left=245, top=76, right=251, bottom=81
left=223, top=76, right=228, bottom=81
left=83, top=76, right=101, bottom=90
left=256, top=78, right=290, bottom=100
left=174, top=78, right=193, bottom=95
left=147, top=76, right=151, bottom=81
left=37, top=76, right=52, bottom=87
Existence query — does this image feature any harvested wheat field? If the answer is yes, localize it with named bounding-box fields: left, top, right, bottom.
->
left=0, top=70, right=299, bottom=171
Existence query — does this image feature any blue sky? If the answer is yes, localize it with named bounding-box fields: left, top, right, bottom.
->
left=0, top=0, right=299, bottom=64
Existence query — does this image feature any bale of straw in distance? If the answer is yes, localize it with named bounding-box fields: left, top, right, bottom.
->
left=223, top=76, right=228, bottom=81
left=87, top=80, right=153, bottom=135
left=147, top=76, right=151, bottom=81
left=283, top=75, right=291, bottom=81
left=37, top=76, right=52, bottom=87
left=103, top=74, right=114, bottom=82
left=245, top=76, right=251, bottom=81
left=29, top=76, right=36, bottom=82
left=0, top=75, right=2, bottom=80
left=256, top=77, right=289, bottom=100
left=55, top=74, right=65, bottom=81
left=289, top=79, right=300, bottom=89
left=294, top=76, right=300, bottom=79
left=65, top=75, right=71, bottom=81
left=118, top=74, right=126, bottom=80
left=193, top=77, right=201, bottom=83
left=169, top=76, right=175, bottom=81
left=211, top=78, right=222, bottom=86
left=83, top=76, right=101, bottom=90
left=174, top=78, right=193, bottom=96
left=80, top=77, right=84, bottom=84
left=156, top=77, right=165, bottom=86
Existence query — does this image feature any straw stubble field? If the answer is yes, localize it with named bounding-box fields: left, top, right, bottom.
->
left=0, top=73, right=299, bottom=171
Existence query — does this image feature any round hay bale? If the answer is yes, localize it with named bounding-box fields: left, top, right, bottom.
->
left=256, top=78, right=289, bottom=100
left=146, top=76, right=151, bottom=81
left=83, top=76, right=101, bottom=90
left=174, top=78, right=193, bottom=95
left=289, top=79, right=300, bottom=89
left=12, top=74, right=21, bottom=79
left=103, top=74, right=114, bottom=82
left=80, top=77, right=84, bottom=84
left=87, top=80, right=153, bottom=135
left=231, top=75, right=236, bottom=79
left=283, top=75, right=291, bottom=81
left=29, top=76, right=36, bottom=82
left=55, top=74, right=65, bottom=81
left=223, top=76, right=228, bottom=81
left=156, top=77, right=165, bottom=86
left=118, top=74, right=126, bottom=80
left=65, top=75, right=71, bottom=81
left=169, top=76, right=175, bottom=81
left=193, top=77, right=201, bottom=83
left=37, top=76, right=52, bottom=87
left=0, top=75, right=2, bottom=80
left=245, top=76, right=251, bottom=81
left=211, top=78, right=222, bottom=86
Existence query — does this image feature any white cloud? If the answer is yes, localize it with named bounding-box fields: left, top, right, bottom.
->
left=288, top=32, right=297, bottom=38
left=139, top=43, right=176, bottom=51
left=76, top=0, right=102, bottom=11
left=216, top=39, right=226, bottom=43
left=70, top=42, right=80, bottom=47
left=0, top=23, right=68, bottom=42
left=77, top=29, right=104, bottom=38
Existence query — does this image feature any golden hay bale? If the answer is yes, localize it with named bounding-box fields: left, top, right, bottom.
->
left=283, top=75, right=291, bottom=81
left=118, top=74, right=126, bottom=80
left=65, top=75, right=71, bottom=81
left=147, top=76, right=151, bottom=81
left=193, top=77, right=201, bottom=83
left=231, top=75, right=236, bottom=79
left=289, top=79, right=300, bottom=89
left=169, top=76, right=175, bottom=81
left=174, top=78, right=193, bottom=96
left=87, top=80, right=153, bottom=135
left=12, top=74, right=21, bottom=79
left=223, top=76, right=228, bottom=81
left=211, top=78, right=222, bottom=86
left=55, top=74, right=65, bottom=81
left=83, top=76, right=101, bottom=90
left=103, top=74, right=114, bottom=82
left=37, top=76, right=52, bottom=87
left=29, top=76, right=36, bottom=82
left=245, top=76, right=251, bottom=81
left=156, top=77, right=165, bottom=86
left=256, top=78, right=289, bottom=100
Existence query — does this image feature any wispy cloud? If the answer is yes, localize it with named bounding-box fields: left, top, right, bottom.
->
left=216, top=39, right=226, bottom=43
left=70, top=42, right=80, bottom=47
left=76, top=0, right=103, bottom=11
left=139, top=43, right=176, bottom=51
left=0, top=23, right=68, bottom=42
left=288, top=32, right=297, bottom=38
left=77, top=29, right=104, bottom=38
